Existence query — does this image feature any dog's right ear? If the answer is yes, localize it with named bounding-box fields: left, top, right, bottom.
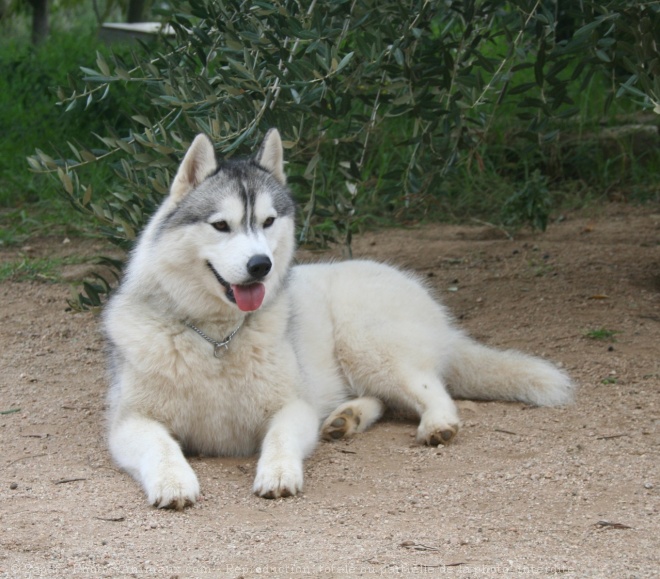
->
left=170, top=134, right=217, bottom=202
left=256, top=129, right=286, bottom=185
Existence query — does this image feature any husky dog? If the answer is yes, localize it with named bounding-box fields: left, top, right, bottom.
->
left=104, top=129, right=573, bottom=509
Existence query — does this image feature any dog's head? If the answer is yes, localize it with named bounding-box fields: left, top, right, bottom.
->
left=153, top=129, right=296, bottom=313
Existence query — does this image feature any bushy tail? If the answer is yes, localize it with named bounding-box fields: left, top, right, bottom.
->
left=444, top=335, right=574, bottom=406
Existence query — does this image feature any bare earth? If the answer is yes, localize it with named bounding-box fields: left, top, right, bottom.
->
left=1, top=203, right=658, bottom=578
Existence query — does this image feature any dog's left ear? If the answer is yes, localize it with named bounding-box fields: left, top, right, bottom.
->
left=170, top=134, right=218, bottom=202
left=256, top=129, right=286, bottom=185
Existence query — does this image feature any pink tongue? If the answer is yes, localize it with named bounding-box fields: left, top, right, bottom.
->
left=231, top=283, right=265, bottom=311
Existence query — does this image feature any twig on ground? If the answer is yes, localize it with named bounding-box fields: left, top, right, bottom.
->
left=494, top=428, right=520, bottom=436
left=7, top=453, right=49, bottom=467
left=596, top=434, right=628, bottom=440
left=400, top=541, right=439, bottom=551
left=595, top=520, right=632, bottom=530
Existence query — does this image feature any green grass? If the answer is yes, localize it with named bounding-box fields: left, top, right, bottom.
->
left=0, top=197, right=100, bottom=246
left=0, top=257, right=61, bottom=282
left=0, top=255, right=85, bottom=283
left=585, top=328, right=620, bottom=342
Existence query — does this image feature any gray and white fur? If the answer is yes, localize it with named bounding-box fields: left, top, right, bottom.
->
left=104, top=129, right=574, bottom=508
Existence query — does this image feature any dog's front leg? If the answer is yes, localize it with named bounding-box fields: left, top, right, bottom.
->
left=253, top=399, right=319, bottom=498
left=109, top=414, right=200, bottom=510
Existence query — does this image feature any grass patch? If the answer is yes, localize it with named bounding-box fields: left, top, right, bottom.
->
left=0, top=197, right=101, bottom=246
left=0, top=254, right=89, bottom=283
left=585, top=328, right=620, bottom=342
left=0, top=257, right=62, bottom=282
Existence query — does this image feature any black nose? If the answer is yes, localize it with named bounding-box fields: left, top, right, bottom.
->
left=247, top=255, right=272, bottom=279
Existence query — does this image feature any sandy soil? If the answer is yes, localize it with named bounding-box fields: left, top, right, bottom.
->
left=0, top=203, right=658, bottom=578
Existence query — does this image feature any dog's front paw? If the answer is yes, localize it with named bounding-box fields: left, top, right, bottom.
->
left=253, top=458, right=303, bottom=499
left=145, top=461, right=200, bottom=510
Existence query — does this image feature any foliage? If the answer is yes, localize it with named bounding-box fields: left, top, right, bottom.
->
left=0, top=11, right=147, bottom=216
left=609, top=3, right=660, bottom=114
left=25, top=0, right=660, bottom=307
left=502, top=169, right=551, bottom=232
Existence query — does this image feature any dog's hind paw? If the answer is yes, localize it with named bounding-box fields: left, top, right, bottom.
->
left=322, top=407, right=360, bottom=441
left=424, top=426, right=459, bottom=446
left=253, top=459, right=303, bottom=499
left=321, top=398, right=385, bottom=441
left=417, top=422, right=460, bottom=446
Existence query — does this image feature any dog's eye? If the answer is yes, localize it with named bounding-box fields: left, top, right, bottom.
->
left=263, top=217, right=275, bottom=229
left=211, top=221, right=230, bottom=233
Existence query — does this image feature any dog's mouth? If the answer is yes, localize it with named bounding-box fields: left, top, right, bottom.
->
left=206, top=262, right=266, bottom=312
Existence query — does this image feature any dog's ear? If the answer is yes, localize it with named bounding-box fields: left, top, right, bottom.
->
left=170, top=134, right=217, bottom=202
left=256, top=129, right=286, bottom=185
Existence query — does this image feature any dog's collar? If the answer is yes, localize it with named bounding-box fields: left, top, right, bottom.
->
left=185, top=320, right=244, bottom=358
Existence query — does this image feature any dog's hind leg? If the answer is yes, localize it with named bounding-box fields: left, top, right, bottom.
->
left=394, top=367, right=461, bottom=446
left=321, top=397, right=385, bottom=441
left=253, top=398, right=319, bottom=499
left=109, top=414, right=200, bottom=510
left=353, top=365, right=461, bottom=446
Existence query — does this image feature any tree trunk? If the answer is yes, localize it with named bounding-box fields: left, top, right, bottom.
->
left=126, top=0, right=148, bottom=23
left=28, top=0, right=49, bottom=45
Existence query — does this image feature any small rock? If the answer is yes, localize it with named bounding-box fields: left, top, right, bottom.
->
left=10, top=482, right=18, bottom=490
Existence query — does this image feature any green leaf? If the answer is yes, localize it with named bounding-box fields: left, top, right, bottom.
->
left=132, top=115, right=152, bottom=127
left=96, top=52, right=111, bottom=76
left=57, top=169, right=74, bottom=194
left=573, top=14, right=619, bottom=39
left=82, top=185, right=93, bottom=206
left=335, top=51, right=355, bottom=73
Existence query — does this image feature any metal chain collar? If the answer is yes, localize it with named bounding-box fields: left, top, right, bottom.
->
left=184, top=320, right=243, bottom=358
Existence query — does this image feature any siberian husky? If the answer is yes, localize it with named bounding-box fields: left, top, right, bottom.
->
left=104, top=129, right=573, bottom=508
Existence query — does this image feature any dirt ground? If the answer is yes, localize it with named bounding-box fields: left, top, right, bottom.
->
left=0, top=203, right=658, bottom=578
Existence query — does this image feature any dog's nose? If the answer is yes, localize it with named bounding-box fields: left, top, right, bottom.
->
left=247, top=255, right=272, bottom=279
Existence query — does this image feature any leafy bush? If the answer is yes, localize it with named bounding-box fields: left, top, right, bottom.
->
left=29, top=0, right=659, bottom=250
left=0, top=15, right=149, bottom=215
